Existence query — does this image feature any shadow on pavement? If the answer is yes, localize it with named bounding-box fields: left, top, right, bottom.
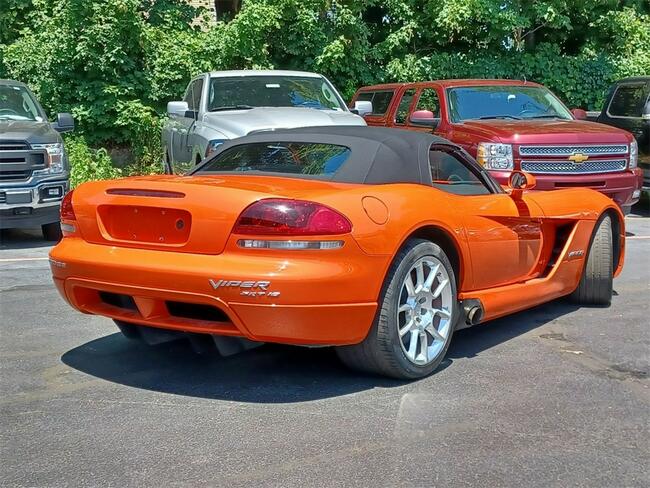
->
left=448, top=300, right=579, bottom=360
left=62, top=335, right=407, bottom=402
left=62, top=298, right=584, bottom=402
left=0, top=228, right=54, bottom=250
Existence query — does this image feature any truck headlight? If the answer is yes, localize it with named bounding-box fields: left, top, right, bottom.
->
left=629, top=140, right=638, bottom=169
left=477, top=143, right=513, bottom=170
left=32, top=143, right=65, bottom=175
left=205, top=139, right=226, bottom=158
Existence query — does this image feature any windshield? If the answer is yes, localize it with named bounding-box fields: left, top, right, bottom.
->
left=0, top=84, right=44, bottom=121
left=447, top=85, right=573, bottom=122
left=197, top=142, right=351, bottom=178
left=207, top=76, right=347, bottom=112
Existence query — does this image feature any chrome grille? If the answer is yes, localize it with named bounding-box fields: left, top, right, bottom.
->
left=521, top=159, right=627, bottom=174
left=0, top=141, right=30, bottom=151
left=519, top=145, right=628, bottom=157
left=0, top=140, right=41, bottom=182
left=0, top=192, right=6, bottom=204
left=0, top=170, right=33, bottom=181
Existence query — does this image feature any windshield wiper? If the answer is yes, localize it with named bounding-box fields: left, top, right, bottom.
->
left=209, top=105, right=254, bottom=112
left=526, top=114, right=563, bottom=119
left=477, top=115, right=522, bottom=120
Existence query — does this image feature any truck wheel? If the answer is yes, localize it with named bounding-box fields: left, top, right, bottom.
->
left=42, top=222, right=62, bottom=241
left=570, top=215, right=613, bottom=306
left=163, top=149, right=172, bottom=174
left=336, top=239, right=458, bottom=379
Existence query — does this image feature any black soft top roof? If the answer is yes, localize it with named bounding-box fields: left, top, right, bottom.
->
left=194, top=126, right=458, bottom=185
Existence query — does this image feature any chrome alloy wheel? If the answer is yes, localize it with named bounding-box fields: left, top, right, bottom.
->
left=397, top=256, right=453, bottom=365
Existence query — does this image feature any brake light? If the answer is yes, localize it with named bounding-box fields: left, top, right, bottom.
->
left=234, top=199, right=352, bottom=235
left=60, top=190, right=76, bottom=221
left=59, top=190, right=77, bottom=235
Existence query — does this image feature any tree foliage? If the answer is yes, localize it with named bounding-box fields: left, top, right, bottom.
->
left=1, top=0, right=648, bottom=154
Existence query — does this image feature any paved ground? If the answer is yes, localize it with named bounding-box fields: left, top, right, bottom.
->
left=1, top=208, right=648, bottom=487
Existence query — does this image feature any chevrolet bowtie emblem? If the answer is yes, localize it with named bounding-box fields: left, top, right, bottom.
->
left=568, top=152, right=589, bottom=164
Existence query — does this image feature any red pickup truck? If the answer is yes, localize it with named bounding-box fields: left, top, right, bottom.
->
left=351, top=79, right=643, bottom=213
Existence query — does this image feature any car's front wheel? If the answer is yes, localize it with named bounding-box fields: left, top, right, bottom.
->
left=336, top=239, right=459, bottom=379
left=569, top=214, right=614, bottom=306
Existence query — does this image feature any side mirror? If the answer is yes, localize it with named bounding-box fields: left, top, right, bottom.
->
left=410, top=109, right=439, bottom=128
left=642, top=101, right=650, bottom=120
left=508, top=170, right=536, bottom=198
left=53, top=113, right=74, bottom=133
left=571, top=108, right=588, bottom=120
left=353, top=100, right=373, bottom=117
left=167, top=100, right=189, bottom=117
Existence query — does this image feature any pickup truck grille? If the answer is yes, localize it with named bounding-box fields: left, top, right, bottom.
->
left=0, top=140, right=45, bottom=182
left=521, top=159, right=627, bottom=174
left=0, top=191, right=6, bottom=204
left=519, top=145, right=628, bottom=157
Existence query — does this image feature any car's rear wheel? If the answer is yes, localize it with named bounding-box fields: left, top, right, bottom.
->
left=336, top=239, right=458, bottom=379
left=42, top=221, right=62, bottom=241
left=569, top=215, right=614, bottom=306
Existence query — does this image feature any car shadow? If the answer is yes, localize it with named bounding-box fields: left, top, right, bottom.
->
left=447, top=300, right=579, bottom=360
left=61, top=298, right=584, bottom=403
left=630, top=199, right=649, bottom=217
left=61, top=335, right=409, bottom=402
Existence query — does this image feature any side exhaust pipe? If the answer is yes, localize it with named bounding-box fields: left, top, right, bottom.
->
left=460, top=299, right=484, bottom=328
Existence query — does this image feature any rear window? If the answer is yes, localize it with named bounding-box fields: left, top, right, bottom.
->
left=356, top=90, right=394, bottom=115
left=608, top=83, right=648, bottom=117
left=197, top=142, right=351, bottom=177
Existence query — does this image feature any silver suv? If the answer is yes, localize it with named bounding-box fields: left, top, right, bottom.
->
left=162, top=70, right=366, bottom=174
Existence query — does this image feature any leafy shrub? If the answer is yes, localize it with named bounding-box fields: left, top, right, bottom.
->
left=65, top=136, right=122, bottom=188
left=1, top=0, right=649, bottom=186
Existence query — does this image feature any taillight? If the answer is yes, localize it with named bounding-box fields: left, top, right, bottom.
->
left=60, top=190, right=76, bottom=221
left=60, top=190, right=77, bottom=235
left=233, top=199, right=352, bottom=236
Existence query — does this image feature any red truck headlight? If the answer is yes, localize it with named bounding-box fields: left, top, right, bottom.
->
left=629, top=140, right=638, bottom=169
left=477, top=143, right=514, bottom=170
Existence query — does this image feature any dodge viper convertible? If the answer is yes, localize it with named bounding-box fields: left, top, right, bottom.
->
left=49, top=127, right=625, bottom=379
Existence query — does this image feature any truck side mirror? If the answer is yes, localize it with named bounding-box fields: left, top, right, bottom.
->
left=571, top=108, right=587, bottom=120
left=167, top=101, right=189, bottom=118
left=53, top=113, right=74, bottom=133
left=352, top=100, right=373, bottom=116
left=410, top=110, right=439, bottom=128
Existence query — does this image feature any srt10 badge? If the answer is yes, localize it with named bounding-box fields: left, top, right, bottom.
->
left=209, top=279, right=281, bottom=297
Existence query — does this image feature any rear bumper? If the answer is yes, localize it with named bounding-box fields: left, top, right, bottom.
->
left=49, top=237, right=385, bottom=346
left=490, top=169, right=643, bottom=209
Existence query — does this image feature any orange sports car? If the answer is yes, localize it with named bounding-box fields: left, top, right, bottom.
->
left=49, top=127, right=625, bottom=379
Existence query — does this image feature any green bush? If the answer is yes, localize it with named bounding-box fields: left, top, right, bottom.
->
left=1, top=1, right=649, bottom=186
left=65, top=136, right=122, bottom=188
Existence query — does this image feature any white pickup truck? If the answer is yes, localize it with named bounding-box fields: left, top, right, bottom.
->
left=162, top=70, right=367, bottom=174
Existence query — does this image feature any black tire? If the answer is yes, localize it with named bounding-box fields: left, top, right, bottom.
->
left=42, top=221, right=62, bottom=241
left=336, top=239, right=459, bottom=380
left=570, top=215, right=613, bottom=306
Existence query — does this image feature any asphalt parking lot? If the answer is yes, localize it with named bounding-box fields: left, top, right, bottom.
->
left=1, top=208, right=649, bottom=487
